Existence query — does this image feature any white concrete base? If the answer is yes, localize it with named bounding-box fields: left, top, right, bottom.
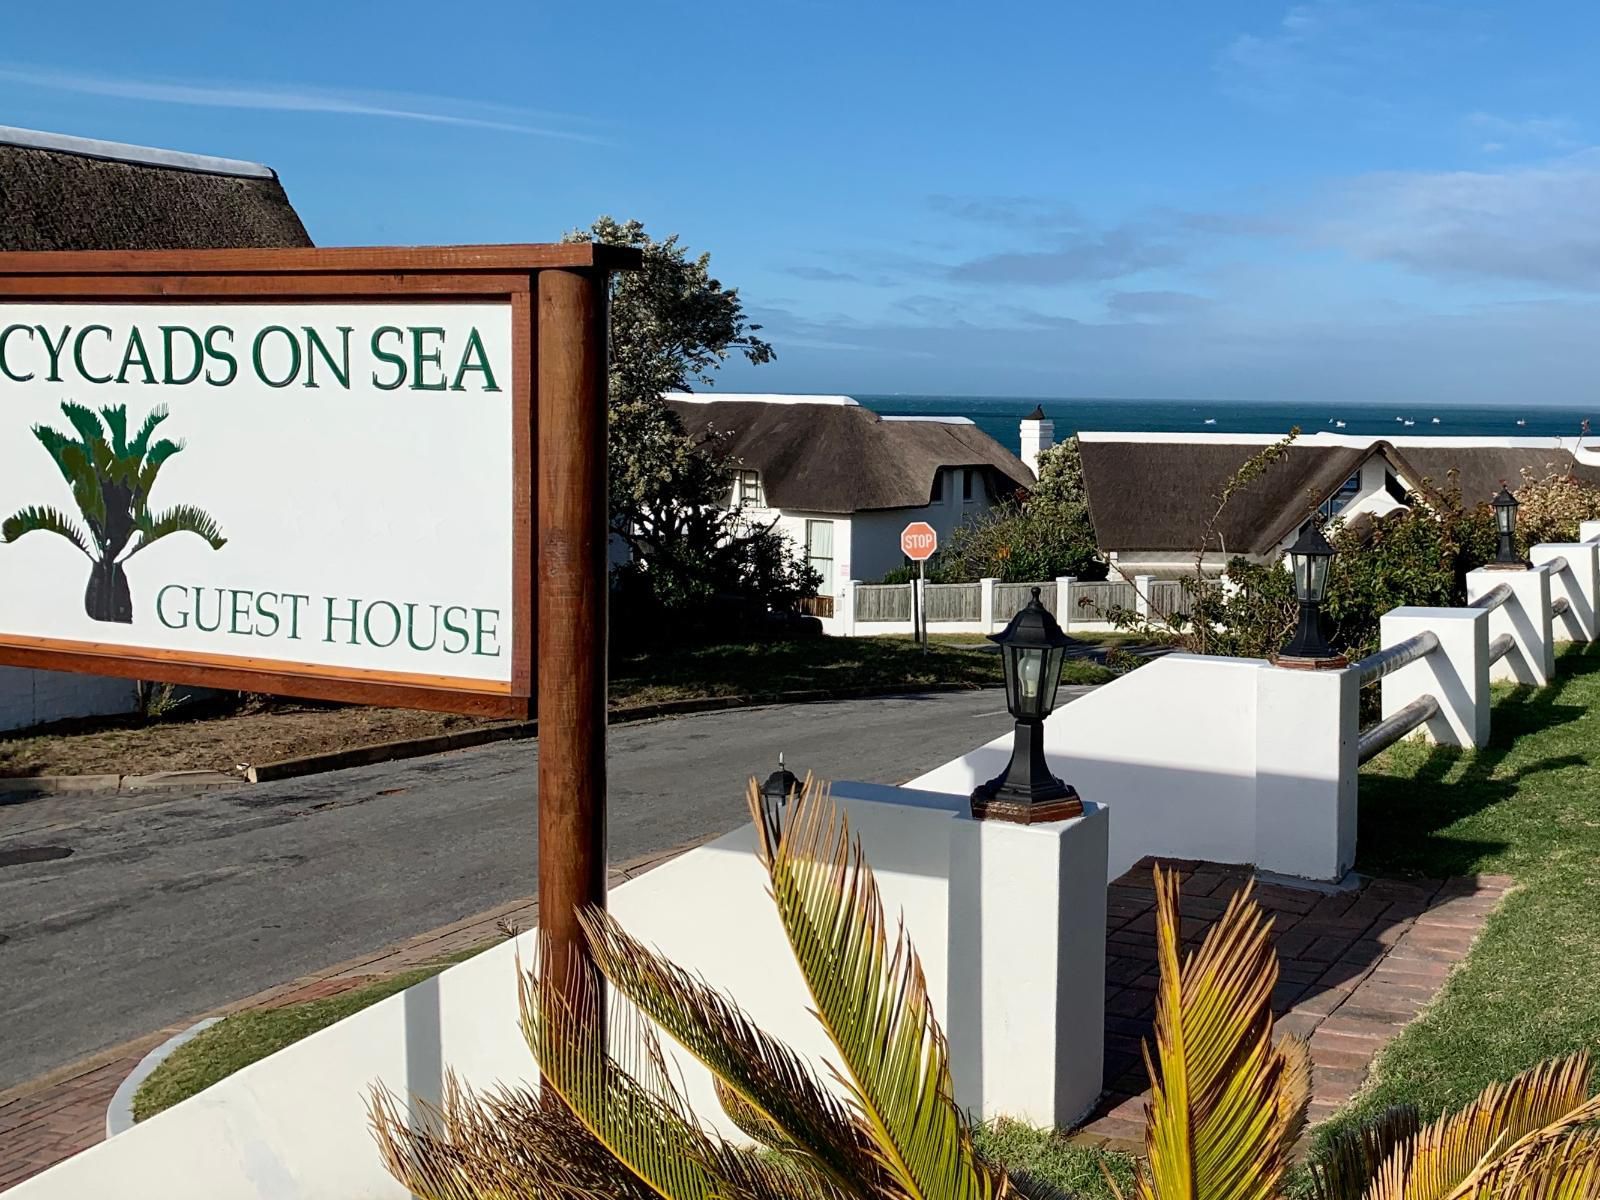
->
left=1379, top=607, right=1491, bottom=747
left=8, top=783, right=1109, bottom=1199
left=106, top=1019, right=222, bottom=1137
left=0, top=667, right=139, bottom=733
left=1468, top=566, right=1553, bottom=684
left=1530, top=543, right=1599, bottom=643
left=908, top=652, right=1360, bottom=882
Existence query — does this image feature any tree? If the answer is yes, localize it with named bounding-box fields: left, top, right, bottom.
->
left=562, top=218, right=817, bottom=627
left=2, top=402, right=225, bottom=623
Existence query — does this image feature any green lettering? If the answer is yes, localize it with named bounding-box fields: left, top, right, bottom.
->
left=303, top=326, right=352, bottom=389
left=285, top=593, right=310, bottom=640
left=253, top=326, right=301, bottom=388
left=73, top=325, right=114, bottom=384
left=254, top=591, right=281, bottom=638
left=450, top=327, right=501, bottom=392
left=161, top=326, right=204, bottom=386
left=473, top=608, right=501, bottom=657
left=34, top=326, right=69, bottom=382
left=405, top=603, right=440, bottom=652
left=193, top=587, right=223, bottom=633
left=363, top=601, right=402, bottom=648
left=324, top=596, right=360, bottom=644
left=116, top=328, right=157, bottom=385
left=411, top=327, right=447, bottom=391
left=371, top=327, right=406, bottom=390
left=0, top=325, right=34, bottom=382
left=204, top=326, right=238, bottom=386
left=228, top=589, right=254, bottom=636
left=156, top=584, right=188, bottom=629
left=441, top=606, right=471, bottom=654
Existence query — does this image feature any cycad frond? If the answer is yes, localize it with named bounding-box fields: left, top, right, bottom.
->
left=521, top=953, right=830, bottom=1200
left=127, top=406, right=169, bottom=462
left=370, top=1073, right=655, bottom=1200
left=747, top=777, right=1010, bottom=1200
left=1457, top=1129, right=1600, bottom=1200
left=58, top=443, right=107, bottom=534
left=1308, top=1105, right=1423, bottom=1200
left=60, top=401, right=105, bottom=449
left=1365, top=1053, right=1598, bottom=1200
left=126, top=504, right=227, bottom=556
left=1135, top=865, right=1306, bottom=1200
left=578, top=905, right=891, bottom=1197
left=136, top=438, right=184, bottom=500
left=101, top=404, right=129, bottom=458
left=0, top=505, right=94, bottom=558
left=30, top=423, right=78, bottom=482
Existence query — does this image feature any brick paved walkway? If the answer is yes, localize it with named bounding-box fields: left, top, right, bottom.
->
left=0, top=843, right=690, bottom=1192
left=1072, top=857, right=1512, bottom=1153
left=1, top=848, right=1509, bottom=1190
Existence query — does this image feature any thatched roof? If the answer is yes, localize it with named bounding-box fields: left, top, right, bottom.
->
left=667, top=395, right=1035, bottom=514
left=1079, top=435, right=1600, bottom=555
left=0, top=126, right=310, bottom=251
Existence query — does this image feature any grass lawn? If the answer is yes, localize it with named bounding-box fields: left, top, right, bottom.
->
left=3, top=635, right=1115, bottom=778
left=1309, top=642, right=1600, bottom=1142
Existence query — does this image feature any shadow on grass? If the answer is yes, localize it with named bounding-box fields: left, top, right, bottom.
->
left=1356, top=644, right=1600, bottom=878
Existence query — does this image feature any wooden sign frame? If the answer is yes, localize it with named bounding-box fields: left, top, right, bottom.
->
left=0, top=243, right=637, bottom=721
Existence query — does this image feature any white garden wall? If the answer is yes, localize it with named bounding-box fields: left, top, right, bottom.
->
left=0, top=666, right=138, bottom=733
left=8, top=783, right=1108, bottom=1200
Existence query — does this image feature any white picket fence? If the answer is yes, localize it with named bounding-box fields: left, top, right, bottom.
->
left=820, top=575, right=1152, bottom=636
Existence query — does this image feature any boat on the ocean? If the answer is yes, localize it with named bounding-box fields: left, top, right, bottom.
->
left=1203, top=417, right=1217, bottom=425
left=1517, top=419, right=1528, bottom=427
left=1432, top=417, right=1441, bottom=424
left=1403, top=418, right=1416, bottom=427
left=1335, top=419, right=1347, bottom=428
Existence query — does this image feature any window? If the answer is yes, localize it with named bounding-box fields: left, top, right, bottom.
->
left=736, top=469, right=765, bottom=508
left=805, top=520, right=834, bottom=585
left=962, top=469, right=974, bottom=502
left=1318, top=473, right=1361, bottom=519
left=1385, top=471, right=1410, bottom=504
left=930, top=470, right=944, bottom=503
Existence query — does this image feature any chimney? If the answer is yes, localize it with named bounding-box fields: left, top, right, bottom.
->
left=1019, top=405, right=1054, bottom=480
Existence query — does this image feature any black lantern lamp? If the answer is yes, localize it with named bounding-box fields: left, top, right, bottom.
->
left=1278, top=523, right=1345, bottom=668
left=758, top=753, right=801, bottom=839
left=1489, top=485, right=1525, bottom=568
left=970, top=588, right=1084, bottom=824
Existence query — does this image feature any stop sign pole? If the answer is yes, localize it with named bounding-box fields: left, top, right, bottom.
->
left=901, top=521, right=938, bottom=652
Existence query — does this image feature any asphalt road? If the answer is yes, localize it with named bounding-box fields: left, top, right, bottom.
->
left=0, top=688, right=1085, bottom=1089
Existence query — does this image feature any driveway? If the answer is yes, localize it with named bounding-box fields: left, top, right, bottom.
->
left=0, top=687, right=1090, bottom=1088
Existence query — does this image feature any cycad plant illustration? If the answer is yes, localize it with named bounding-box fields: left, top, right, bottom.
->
left=2, top=402, right=226, bottom=624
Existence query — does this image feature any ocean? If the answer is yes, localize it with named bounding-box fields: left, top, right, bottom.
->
left=857, top=395, right=1600, bottom=457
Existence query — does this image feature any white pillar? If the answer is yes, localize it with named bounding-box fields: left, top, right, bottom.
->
left=1468, top=567, right=1553, bottom=685
left=1055, top=576, right=1075, bottom=630
left=837, top=580, right=859, bottom=638
left=1581, top=519, right=1600, bottom=544
left=1530, top=543, right=1599, bottom=643
left=1253, top=664, right=1359, bottom=881
left=1134, top=574, right=1155, bottom=621
left=946, top=803, right=1107, bottom=1127
left=1019, top=412, right=1055, bottom=480
left=979, top=577, right=998, bottom=633
left=1379, top=607, right=1490, bottom=748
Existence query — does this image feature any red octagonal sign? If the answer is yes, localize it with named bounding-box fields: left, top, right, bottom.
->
left=900, top=521, right=938, bottom=561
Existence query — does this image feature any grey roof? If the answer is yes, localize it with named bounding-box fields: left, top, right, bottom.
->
left=1079, top=437, right=1600, bottom=554
left=667, top=399, right=1035, bottom=514
left=0, top=126, right=310, bottom=251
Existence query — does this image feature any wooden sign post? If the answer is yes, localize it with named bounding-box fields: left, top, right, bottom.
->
left=0, top=242, right=639, bottom=986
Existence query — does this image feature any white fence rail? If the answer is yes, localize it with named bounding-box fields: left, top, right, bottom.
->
left=822, top=576, right=1132, bottom=636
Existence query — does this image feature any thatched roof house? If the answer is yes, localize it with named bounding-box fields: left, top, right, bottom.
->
left=0, top=125, right=310, bottom=250
left=1078, top=432, right=1600, bottom=571
left=666, top=394, right=1034, bottom=513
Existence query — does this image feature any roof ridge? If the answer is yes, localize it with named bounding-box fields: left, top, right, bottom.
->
left=0, top=125, right=276, bottom=180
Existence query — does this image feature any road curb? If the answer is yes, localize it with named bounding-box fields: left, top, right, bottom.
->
left=104, top=1018, right=221, bottom=1137
left=8, top=682, right=996, bottom=795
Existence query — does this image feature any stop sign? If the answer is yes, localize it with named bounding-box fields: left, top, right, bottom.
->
left=901, top=521, right=938, bottom=561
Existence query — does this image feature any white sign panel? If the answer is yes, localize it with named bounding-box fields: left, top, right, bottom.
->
left=0, top=302, right=515, bottom=694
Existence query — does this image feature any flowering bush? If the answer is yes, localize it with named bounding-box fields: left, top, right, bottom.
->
left=1514, top=468, right=1600, bottom=546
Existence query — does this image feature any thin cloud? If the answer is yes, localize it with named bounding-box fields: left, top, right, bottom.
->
left=0, top=64, right=610, bottom=143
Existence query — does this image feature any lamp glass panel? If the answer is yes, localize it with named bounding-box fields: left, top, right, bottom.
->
left=1001, top=644, right=1021, bottom=715
left=1293, top=553, right=1310, bottom=601
left=1307, top=553, right=1330, bottom=602
left=1496, top=503, right=1513, bottom=534
left=1016, top=646, right=1046, bottom=718
left=1039, top=645, right=1065, bottom=715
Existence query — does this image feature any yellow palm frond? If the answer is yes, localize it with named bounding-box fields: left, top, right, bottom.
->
left=1458, top=1129, right=1600, bottom=1200
left=1308, top=1105, right=1424, bottom=1200
left=1136, top=865, right=1306, bottom=1200
left=1366, top=1054, right=1598, bottom=1200
left=747, top=777, right=1011, bottom=1200
left=578, top=905, right=891, bottom=1197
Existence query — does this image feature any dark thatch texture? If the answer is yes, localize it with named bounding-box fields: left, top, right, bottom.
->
left=0, top=141, right=310, bottom=251
left=1079, top=437, right=1600, bottom=555
left=668, top=400, right=1034, bottom=514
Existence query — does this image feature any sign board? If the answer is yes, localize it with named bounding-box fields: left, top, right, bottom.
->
left=0, top=244, right=632, bottom=718
left=901, top=520, right=938, bottom=561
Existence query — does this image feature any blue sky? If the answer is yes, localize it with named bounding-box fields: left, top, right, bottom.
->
left=5, top=1, right=1600, bottom=405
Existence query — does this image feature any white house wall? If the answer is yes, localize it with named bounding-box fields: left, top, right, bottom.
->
left=0, top=667, right=138, bottom=733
